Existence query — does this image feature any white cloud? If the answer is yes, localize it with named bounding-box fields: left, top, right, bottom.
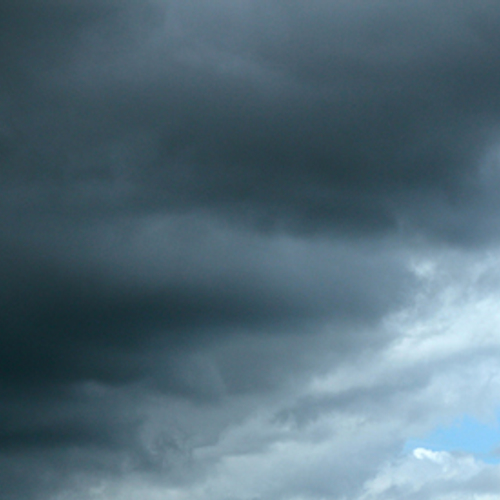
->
left=358, top=447, right=494, bottom=500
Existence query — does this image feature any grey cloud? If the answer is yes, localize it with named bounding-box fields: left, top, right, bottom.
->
left=3, top=1, right=500, bottom=499
left=2, top=1, right=500, bottom=238
left=0, top=211, right=413, bottom=499
left=0, top=214, right=411, bottom=389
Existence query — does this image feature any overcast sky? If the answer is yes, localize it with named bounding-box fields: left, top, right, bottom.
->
left=3, top=1, right=500, bottom=499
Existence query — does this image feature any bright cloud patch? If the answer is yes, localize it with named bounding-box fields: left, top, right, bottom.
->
left=359, top=447, right=500, bottom=500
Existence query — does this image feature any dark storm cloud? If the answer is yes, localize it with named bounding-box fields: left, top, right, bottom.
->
left=2, top=0, right=500, bottom=237
left=3, top=1, right=500, bottom=498
left=0, top=216, right=409, bottom=393
left=0, top=214, right=412, bottom=497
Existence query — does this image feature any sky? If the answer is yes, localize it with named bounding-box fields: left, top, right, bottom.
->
left=3, top=1, right=500, bottom=499
left=405, top=414, right=500, bottom=464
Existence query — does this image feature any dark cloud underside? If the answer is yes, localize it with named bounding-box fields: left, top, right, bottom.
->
left=2, top=2, right=500, bottom=499
left=2, top=1, right=500, bottom=236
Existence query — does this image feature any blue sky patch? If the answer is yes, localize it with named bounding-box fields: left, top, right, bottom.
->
left=405, top=414, right=500, bottom=464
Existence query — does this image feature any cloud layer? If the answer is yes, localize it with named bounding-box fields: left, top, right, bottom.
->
left=3, top=1, right=500, bottom=499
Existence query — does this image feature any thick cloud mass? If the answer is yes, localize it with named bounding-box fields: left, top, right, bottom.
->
left=3, top=0, right=500, bottom=236
left=3, top=1, right=500, bottom=499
